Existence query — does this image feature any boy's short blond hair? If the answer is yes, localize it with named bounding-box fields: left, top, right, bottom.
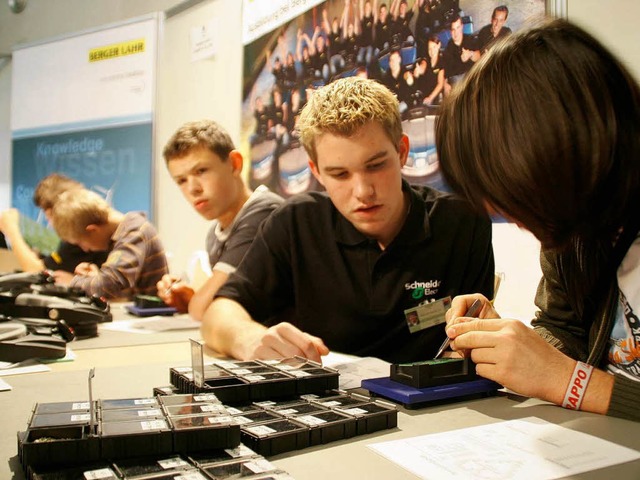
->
left=297, top=77, right=403, bottom=164
left=51, top=189, right=110, bottom=242
left=33, top=173, right=84, bottom=210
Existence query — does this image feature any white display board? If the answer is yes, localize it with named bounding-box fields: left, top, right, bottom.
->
left=11, top=15, right=158, bottom=136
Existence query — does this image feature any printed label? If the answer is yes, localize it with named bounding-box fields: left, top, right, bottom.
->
left=141, top=420, right=167, bottom=431
left=232, top=416, right=253, bottom=425
left=138, top=409, right=162, bottom=417
left=201, top=404, right=226, bottom=413
left=71, top=414, right=91, bottom=422
left=245, top=425, right=277, bottom=436
left=193, top=394, right=219, bottom=402
left=342, top=407, right=368, bottom=415
left=274, top=364, right=295, bottom=370
left=83, top=468, right=115, bottom=479
left=230, top=368, right=253, bottom=375
left=278, top=408, right=299, bottom=415
left=158, top=458, right=189, bottom=469
left=296, top=415, right=327, bottom=426
left=206, top=415, right=233, bottom=424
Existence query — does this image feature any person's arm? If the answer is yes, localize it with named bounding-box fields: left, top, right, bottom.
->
left=265, top=47, right=272, bottom=71
left=446, top=293, right=637, bottom=420
left=322, top=8, right=331, bottom=36
left=187, top=270, right=229, bottom=321
left=390, top=0, right=399, bottom=19
left=309, top=27, right=320, bottom=55
left=353, top=0, right=361, bottom=34
left=341, top=0, right=350, bottom=40
left=446, top=315, right=617, bottom=416
left=461, top=36, right=480, bottom=63
left=201, top=297, right=328, bottom=361
left=296, top=29, right=304, bottom=62
left=200, top=201, right=330, bottom=361
left=69, top=220, right=158, bottom=299
left=0, top=209, right=45, bottom=272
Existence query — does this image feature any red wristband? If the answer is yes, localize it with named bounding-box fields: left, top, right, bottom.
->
left=562, top=361, right=594, bottom=410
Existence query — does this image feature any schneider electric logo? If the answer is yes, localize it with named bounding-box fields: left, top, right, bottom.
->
left=405, top=280, right=441, bottom=299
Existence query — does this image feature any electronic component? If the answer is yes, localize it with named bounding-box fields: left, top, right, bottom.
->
left=390, top=357, right=479, bottom=389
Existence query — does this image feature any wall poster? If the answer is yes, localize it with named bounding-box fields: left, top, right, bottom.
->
left=241, top=0, right=548, bottom=198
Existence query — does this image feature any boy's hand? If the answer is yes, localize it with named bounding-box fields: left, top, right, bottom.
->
left=157, top=274, right=193, bottom=313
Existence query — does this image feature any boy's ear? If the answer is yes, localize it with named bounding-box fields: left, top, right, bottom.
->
left=85, top=224, right=99, bottom=235
left=229, top=150, right=244, bottom=174
left=308, top=159, right=325, bottom=187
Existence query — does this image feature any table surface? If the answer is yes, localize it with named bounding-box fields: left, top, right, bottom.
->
left=1, top=310, right=639, bottom=480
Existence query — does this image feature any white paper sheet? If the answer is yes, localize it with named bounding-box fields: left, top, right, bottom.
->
left=0, top=361, right=51, bottom=376
left=368, top=417, right=640, bottom=480
left=0, top=378, right=12, bottom=391
left=100, top=315, right=200, bottom=334
left=323, top=353, right=390, bottom=390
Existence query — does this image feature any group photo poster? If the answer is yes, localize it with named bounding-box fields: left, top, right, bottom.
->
left=241, top=0, right=546, bottom=198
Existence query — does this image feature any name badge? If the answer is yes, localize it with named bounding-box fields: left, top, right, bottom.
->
left=404, top=296, right=451, bottom=334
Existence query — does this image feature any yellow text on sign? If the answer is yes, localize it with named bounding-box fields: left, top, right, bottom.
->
left=89, top=39, right=146, bottom=62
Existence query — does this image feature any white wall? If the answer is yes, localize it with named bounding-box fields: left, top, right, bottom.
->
left=568, top=0, right=640, bottom=81
left=0, top=60, right=11, bottom=209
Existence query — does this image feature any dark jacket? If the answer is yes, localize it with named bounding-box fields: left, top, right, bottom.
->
left=533, top=249, right=639, bottom=421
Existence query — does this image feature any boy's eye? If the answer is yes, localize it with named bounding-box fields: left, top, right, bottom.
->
left=368, top=160, right=385, bottom=170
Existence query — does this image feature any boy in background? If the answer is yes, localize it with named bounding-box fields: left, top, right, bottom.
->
left=0, top=173, right=108, bottom=273
left=52, top=189, right=168, bottom=300
left=157, top=120, right=283, bottom=320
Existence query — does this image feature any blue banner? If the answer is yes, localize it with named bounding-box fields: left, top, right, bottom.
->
left=11, top=122, right=153, bottom=253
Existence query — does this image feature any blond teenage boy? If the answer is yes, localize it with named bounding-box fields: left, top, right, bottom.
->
left=200, top=77, right=495, bottom=363
left=51, top=189, right=168, bottom=300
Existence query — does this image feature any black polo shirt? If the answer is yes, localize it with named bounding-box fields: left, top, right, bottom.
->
left=442, top=35, right=478, bottom=79
left=217, top=182, right=494, bottom=363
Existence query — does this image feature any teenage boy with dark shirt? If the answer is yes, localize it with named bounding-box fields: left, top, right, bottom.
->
left=201, top=77, right=494, bottom=363
left=157, top=120, right=283, bottom=321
